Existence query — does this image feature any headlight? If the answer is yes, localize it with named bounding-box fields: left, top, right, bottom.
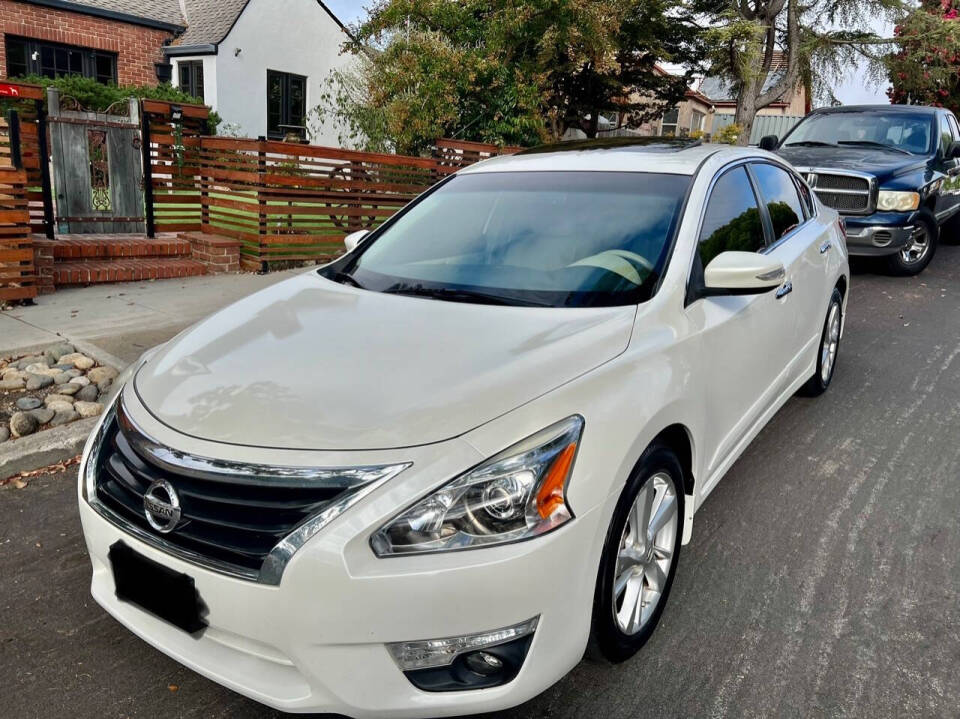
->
left=877, top=190, right=920, bottom=212
left=371, top=416, right=583, bottom=556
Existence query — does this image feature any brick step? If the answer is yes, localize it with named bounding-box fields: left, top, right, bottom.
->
left=42, top=234, right=192, bottom=260
left=53, top=258, right=208, bottom=286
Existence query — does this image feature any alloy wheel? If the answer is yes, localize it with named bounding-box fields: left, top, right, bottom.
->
left=900, top=225, right=930, bottom=265
left=613, top=472, right=679, bottom=635
left=820, top=301, right=841, bottom=384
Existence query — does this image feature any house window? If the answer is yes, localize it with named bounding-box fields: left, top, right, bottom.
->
left=690, top=110, right=705, bottom=134
left=660, top=108, right=679, bottom=137
left=5, top=35, right=116, bottom=83
left=267, top=70, right=307, bottom=140
left=178, top=61, right=204, bottom=101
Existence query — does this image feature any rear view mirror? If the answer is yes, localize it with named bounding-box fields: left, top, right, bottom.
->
left=703, top=251, right=785, bottom=295
left=759, top=135, right=779, bottom=152
left=344, top=230, right=370, bottom=253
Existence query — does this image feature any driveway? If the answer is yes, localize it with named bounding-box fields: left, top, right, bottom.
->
left=3, top=251, right=960, bottom=718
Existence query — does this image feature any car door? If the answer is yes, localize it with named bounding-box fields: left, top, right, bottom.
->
left=686, top=164, right=799, bottom=487
left=939, top=112, right=960, bottom=223
left=749, top=161, right=828, bottom=358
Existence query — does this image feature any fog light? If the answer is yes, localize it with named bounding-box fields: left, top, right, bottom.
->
left=387, top=617, right=538, bottom=692
left=464, top=651, right=504, bottom=676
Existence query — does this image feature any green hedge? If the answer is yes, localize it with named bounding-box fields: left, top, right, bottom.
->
left=9, top=74, right=221, bottom=133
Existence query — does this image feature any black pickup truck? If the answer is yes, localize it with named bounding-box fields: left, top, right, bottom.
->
left=760, top=104, right=960, bottom=275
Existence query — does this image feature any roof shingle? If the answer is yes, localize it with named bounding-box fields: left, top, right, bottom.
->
left=38, top=0, right=186, bottom=29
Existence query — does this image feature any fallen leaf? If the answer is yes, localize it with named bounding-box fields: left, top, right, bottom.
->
left=168, top=684, right=179, bottom=693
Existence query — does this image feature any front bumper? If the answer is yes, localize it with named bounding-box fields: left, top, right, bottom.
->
left=843, top=212, right=917, bottom=257
left=77, top=399, right=604, bottom=718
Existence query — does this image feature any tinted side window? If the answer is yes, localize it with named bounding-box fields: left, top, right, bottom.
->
left=948, top=114, right=960, bottom=141
left=795, top=174, right=815, bottom=218
left=751, top=163, right=804, bottom=241
left=940, top=114, right=953, bottom=155
left=698, top=166, right=765, bottom=267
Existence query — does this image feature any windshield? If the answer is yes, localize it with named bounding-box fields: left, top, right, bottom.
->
left=330, top=171, right=691, bottom=308
left=783, top=111, right=935, bottom=155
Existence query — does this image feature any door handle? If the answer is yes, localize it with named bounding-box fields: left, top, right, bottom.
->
left=775, top=281, right=793, bottom=299
left=819, top=240, right=833, bottom=254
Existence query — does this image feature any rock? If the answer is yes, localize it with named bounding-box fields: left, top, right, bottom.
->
left=44, top=394, right=75, bottom=407
left=1, top=367, right=23, bottom=380
left=49, top=409, right=79, bottom=427
left=53, top=373, right=70, bottom=386
left=17, top=355, right=47, bottom=370
left=0, top=378, right=25, bottom=391
left=87, top=366, right=118, bottom=385
left=29, top=407, right=54, bottom=425
left=59, top=353, right=95, bottom=370
left=25, top=363, right=63, bottom=378
left=69, top=375, right=91, bottom=387
left=16, top=396, right=42, bottom=411
left=26, top=374, right=55, bottom=391
left=74, top=401, right=104, bottom=418
left=10, top=411, right=39, bottom=437
left=65, top=369, right=82, bottom=379
left=57, top=383, right=81, bottom=396
left=0, top=425, right=8, bottom=443
left=52, top=364, right=74, bottom=371
left=47, top=401, right=75, bottom=413
left=76, top=385, right=100, bottom=402
left=45, top=343, right=75, bottom=363
left=97, top=378, right=113, bottom=393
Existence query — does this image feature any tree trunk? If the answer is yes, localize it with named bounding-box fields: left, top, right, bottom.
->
left=585, top=110, right=601, bottom=139
left=734, top=90, right=758, bottom=147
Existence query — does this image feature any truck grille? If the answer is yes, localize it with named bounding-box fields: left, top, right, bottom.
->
left=90, top=404, right=407, bottom=583
left=807, top=172, right=873, bottom=215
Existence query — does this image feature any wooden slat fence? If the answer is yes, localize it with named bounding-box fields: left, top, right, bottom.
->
left=432, top=138, right=523, bottom=175
left=0, top=166, right=36, bottom=301
left=0, top=83, right=52, bottom=237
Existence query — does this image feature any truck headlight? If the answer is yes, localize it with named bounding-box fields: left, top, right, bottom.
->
left=371, top=416, right=583, bottom=556
left=877, top=190, right=920, bottom=212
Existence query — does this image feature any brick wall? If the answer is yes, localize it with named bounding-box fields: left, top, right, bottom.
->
left=0, top=0, right=175, bottom=86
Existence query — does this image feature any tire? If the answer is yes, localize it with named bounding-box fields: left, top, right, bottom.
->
left=799, top=287, right=843, bottom=397
left=588, top=444, right=684, bottom=663
left=886, top=211, right=937, bottom=276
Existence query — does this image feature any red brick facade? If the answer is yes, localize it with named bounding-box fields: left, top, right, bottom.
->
left=0, top=0, right=174, bottom=86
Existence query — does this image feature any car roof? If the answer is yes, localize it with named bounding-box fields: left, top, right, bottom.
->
left=811, top=104, right=941, bottom=116
left=458, top=139, right=762, bottom=176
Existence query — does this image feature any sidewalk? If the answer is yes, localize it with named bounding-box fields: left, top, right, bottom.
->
left=0, top=269, right=304, bottom=366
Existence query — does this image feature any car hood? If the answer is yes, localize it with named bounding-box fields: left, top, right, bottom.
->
left=133, top=271, right=636, bottom=451
left=776, top=145, right=927, bottom=179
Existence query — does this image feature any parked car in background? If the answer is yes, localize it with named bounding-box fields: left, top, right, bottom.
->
left=77, top=139, right=848, bottom=718
left=761, top=104, right=960, bottom=275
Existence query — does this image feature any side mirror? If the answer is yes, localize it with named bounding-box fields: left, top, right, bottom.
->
left=948, top=141, right=960, bottom=160
left=703, top=251, right=785, bottom=295
left=758, top=135, right=779, bottom=152
left=344, top=230, right=370, bottom=253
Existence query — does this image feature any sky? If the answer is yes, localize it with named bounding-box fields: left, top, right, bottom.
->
left=321, top=2, right=892, bottom=107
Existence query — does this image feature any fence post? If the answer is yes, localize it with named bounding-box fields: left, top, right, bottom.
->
left=6, top=109, right=21, bottom=170
left=257, top=136, right=268, bottom=273
left=139, top=102, right=156, bottom=238
left=34, top=98, right=55, bottom=239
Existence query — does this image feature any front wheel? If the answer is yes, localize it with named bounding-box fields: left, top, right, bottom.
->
left=886, top=213, right=937, bottom=276
left=799, top=287, right=843, bottom=397
left=588, top=445, right=684, bottom=663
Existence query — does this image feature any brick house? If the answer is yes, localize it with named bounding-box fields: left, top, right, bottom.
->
left=0, top=0, right=184, bottom=87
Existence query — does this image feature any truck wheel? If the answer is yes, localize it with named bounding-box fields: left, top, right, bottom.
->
left=886, top=211, right=937, bottom=276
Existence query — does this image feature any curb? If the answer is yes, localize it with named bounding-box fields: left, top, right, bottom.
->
left=0, top=416, right=98, bottom=481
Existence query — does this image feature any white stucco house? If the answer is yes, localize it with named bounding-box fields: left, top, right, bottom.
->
left=164, top=0, right=355, bottom=145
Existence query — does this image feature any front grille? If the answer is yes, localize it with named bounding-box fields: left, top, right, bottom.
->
left=93, top=413, right=349, bottom=577
left=809, top=173, right=872, bottom=214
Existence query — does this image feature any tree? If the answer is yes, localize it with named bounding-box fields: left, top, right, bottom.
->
left=887, top=1, right=960, bottom=112
left=315, top=0, right=703, bottom=154
left=695, top=0, right=902, bottom=144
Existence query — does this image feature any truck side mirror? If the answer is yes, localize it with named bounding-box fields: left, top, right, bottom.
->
left=949, top=141, right=960, bottom=160
left=759, top=135, right=779, bottom=152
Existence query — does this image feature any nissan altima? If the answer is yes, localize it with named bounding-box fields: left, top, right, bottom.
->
left=78, top=138, right=849, bottom=718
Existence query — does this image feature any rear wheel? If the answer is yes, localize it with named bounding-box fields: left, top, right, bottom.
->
left=799, top=287, right=843, bottom=397
left=589, top=445, right=683, bottom=663
left=886, top=212, right=937, bottom=276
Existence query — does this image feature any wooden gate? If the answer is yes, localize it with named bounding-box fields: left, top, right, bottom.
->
left=48, top=87, right=145, bottom=233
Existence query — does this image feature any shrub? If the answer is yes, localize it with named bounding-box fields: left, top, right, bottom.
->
left=713, top=123, right=742, bottom=145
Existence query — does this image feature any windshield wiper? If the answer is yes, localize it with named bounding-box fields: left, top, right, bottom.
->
left=383, top=284, right=549, bottom=307
left=836, top=140, right=912, bottom=155
left=784, top=140, right=838, bottom=148
left=332, top=271, right=367, bottom=290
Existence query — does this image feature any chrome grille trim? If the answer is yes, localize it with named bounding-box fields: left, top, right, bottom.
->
left=796, top=167, right=876, bottom=216
left=84, top=393, right=411, bottom=585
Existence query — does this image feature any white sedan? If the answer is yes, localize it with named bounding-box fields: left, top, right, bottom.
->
left=78, top=139, right=848, bottom=717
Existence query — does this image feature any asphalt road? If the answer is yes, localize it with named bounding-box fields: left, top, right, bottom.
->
left=4, top=249, right=960, bottom=719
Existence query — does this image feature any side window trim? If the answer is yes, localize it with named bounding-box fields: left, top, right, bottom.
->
left=745, top=163, right=776, bottom=249
left=748, top=160, right=814, bottom=253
